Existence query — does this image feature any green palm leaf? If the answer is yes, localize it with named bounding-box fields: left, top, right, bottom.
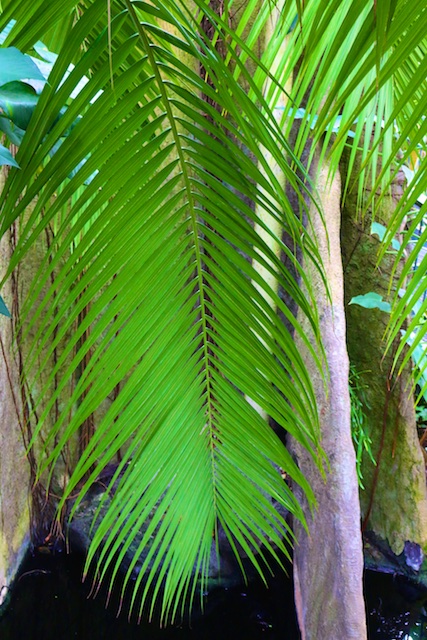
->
left=0, top=0, right=324, bottom=622
left=252, top=1, right=427, bottom=394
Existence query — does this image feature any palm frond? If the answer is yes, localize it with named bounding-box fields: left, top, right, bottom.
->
left=246, top=0, right=427, bottom=395
left=0, top=0, right=324, bottom=622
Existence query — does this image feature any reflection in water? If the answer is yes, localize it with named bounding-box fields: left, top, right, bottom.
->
left=365, top=570, right=427, bottom=640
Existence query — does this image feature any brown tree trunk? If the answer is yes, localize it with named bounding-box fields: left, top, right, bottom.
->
left=0, top=173, right=31, bottom=606
left=290, top=163, right=367, bottom=639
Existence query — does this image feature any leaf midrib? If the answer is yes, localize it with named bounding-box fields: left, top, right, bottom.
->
left=125, top=0, right=217, bottom=508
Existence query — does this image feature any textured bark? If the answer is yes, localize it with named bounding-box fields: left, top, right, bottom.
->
left=0, top=225, right=31, bottom=608
left=290, top=164, right=367, bottom=639
left=341, top=166, right=427, bottom=555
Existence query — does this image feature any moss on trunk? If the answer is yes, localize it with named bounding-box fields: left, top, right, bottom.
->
left=0, top=180, right=31, bottom=606
left=341, top=160, right=427, bottom=555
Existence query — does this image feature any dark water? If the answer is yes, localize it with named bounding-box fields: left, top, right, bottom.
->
left=365, top=571, right=427, bottom=640
left=0, top=550, right=300, bottom=640
left=1, top=550, right=427, bottom=639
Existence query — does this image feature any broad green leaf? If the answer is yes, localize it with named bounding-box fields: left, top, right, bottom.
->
left=0, top=115, right=25, bottom=145
left=0, top=81, right=38, bottom=129
left=0, top=46, right=45, bottom=85
left=0, top=295, right=11, bottom=317
left=0, top=143, right=19, bottom=167
left=33, top=40, right=58, bottom=64
left=349, top=292, right=392, bottom=313
left=371, top=221, right=401, bottom=250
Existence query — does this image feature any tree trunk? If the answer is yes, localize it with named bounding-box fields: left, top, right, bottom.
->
left=0, top=174, right=31, bottom=606
left=290, top=163, right=367, bottom=639
left=341, top=162, right=427, bottom=558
